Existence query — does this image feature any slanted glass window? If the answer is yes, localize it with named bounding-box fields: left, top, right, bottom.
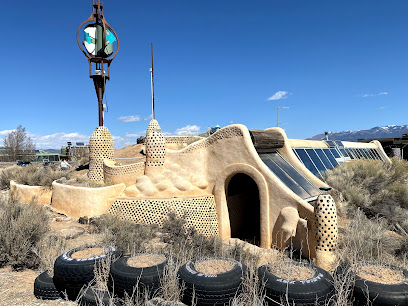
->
left=260, top=153, right=321, bottom=200
left=330, top=148, right=341, bottom=158
left=294, top=149, right=321, bottom=177
left=305, top=149, right=327, bottom=174
left=364, top=149, right=375, bottom=160
left=261, top=156, right=310, bottom=199
left=357, top=149, right=368, bottom=159
left=315, top=149, right=334, bottom=169
left=352, top=148, right=363, bottom=159
left=374, top=148, right=387, bottom=161
left=369, top=149, right=381, bottom=160
left=325, top=140, right=336, bottom=147
left=293, top=149, right=302, bottom=162
left=324, top=149, right=339, bottom=167
left=339, top=148, right=348, bottom=157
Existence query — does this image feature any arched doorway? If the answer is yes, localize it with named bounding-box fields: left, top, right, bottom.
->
left=226, top=173, right=260, bottom=245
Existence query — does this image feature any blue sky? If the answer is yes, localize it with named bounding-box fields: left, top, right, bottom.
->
left=0, top=1, right=407, bottom=148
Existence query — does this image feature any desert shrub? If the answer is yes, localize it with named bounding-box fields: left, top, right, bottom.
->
left=325, top=158, right=408, bottom=233
left=0, top=164, right=70, bottom=189
left=33, top=234, right=67, bottom=276
left=161, top=212, right=257, bottom=266
left=0, top=197, right=49, bottom=269
left=92, top=214, right=158, bottom=254
left=337, top=209, right=407, bottom=268
left=57, top=175, right=113, bottom=188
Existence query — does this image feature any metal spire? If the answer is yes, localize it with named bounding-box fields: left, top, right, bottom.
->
left=150, top=43, right=155, bottom=120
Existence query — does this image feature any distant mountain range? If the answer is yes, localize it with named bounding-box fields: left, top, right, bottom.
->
left=39, top=149, right=60, bottom=153
left=307, top=125, right=408, bottom=142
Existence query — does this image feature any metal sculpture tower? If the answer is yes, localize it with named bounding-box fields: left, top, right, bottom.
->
left=77, top=0, right=119, bottom=126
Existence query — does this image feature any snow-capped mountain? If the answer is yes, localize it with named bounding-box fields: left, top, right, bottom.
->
left=307, top=125, right=408, bottom=141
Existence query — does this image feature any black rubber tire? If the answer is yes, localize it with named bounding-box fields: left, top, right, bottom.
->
left=79, top=287, right=122, bottom=306
left=353, top=263, right=408, bottom=306
left=146, top=297, right=187, bottom=305
left=110, top=254, right=168, bottom=298
left=53, top=245, right=121, bottom=300
left=178, top=258, right=246, bottom=306
left=258, top=261, right=335, bottom=306
left=33, top=271, right=61, bottom=300
left=55, top=283, right=84, bottom=301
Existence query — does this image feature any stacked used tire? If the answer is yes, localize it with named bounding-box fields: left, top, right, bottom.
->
left=33, top=245, right=121, bottom=301
left=352, top=263, right=408, bottom=306
left=110, top=253, right=168, bottom=299
left=178, top=258, right=246, bottom=306
left=258, top=261, right=335, bottom=306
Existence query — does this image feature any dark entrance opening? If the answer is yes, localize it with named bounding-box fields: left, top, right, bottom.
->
left=226, top=173, right=260, bottom=246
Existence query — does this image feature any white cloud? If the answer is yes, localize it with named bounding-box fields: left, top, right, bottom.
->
left=117, top=115, right=142, bottom=122
left=361, top=91, right=389, bottom=98
left=125, top=132, right=146, bottom=138
left=174, top=125, right=201, bottom=136
left=27, top=132, right=90, bottom=148
left=144, top=114, right=153, bottom=121
left=0, top=129, right=15, bottom=136
left=267, top=91, right=289, bottom=101
left=377, top=106, right=386, bottom=110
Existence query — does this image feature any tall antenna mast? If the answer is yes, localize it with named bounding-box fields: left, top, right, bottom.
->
left=150, top=43, right=155, bottom=120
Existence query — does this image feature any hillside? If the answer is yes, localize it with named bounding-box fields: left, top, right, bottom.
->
left=308, top=125, right=408, bottom=141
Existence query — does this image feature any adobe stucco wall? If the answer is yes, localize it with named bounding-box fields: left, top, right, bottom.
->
left=161, top=124, right=315, bottom=249
left=51, top=181, right=126, bottom=218
left=9, top=180, right=52, bottom=205
left=288, top=139, right=329, bottom=149
left=103, top=159, right=145, bottom=186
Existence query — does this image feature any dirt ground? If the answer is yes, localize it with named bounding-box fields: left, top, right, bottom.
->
left=114, top=144, right=144, bottom=159
left=113, top=144, right=145, bottom=165
left=0, top=267, right=75, bottom=306
left=0, top=208, right=104, bottom=306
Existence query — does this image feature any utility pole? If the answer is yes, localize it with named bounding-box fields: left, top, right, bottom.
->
left=277, top=106, right=289, bottom=127
left=150, top=43, right=155, bottom=120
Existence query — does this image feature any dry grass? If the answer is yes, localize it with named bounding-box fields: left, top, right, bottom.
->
left=325, top=158, right=408, bottom=234
left=56, top=175, right=111, bottom=188
left=92, top=214, right=158, bottom=255
left=0, top=164, right=70, bottom=189
left=195, top=259, right=235, bottom=274
left=33, top=234, right=67, bottom=276
left=127, top=254, right=166, bottom=268
left=356, top=264, right=405, bottom=284
left=267, top=262, right=315, bottom=281
left=336, top=209, right=407, bottom=267
left=0, top=197, right=49, bottom=270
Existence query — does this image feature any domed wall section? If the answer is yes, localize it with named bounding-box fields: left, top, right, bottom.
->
left=89, top=126, right=114, bottom=182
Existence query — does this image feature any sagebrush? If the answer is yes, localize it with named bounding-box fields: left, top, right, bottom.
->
left=325, top=158, right=408, bottom=233
left=0, top=164, right=70, bottom=189
left=0, top=197, right=49, bottom=269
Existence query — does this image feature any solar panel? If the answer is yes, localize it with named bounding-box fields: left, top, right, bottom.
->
left=325, top=140, right=336, bottom=148
left=315, top=149, right=334, bottom=169
left=324, top=149, right=339, bottom=167
left=260, top=153, right=321, bottom=199
left=330, top=148, right=341, bottom=158
left=305, top=149, right=327, bottom=174
left=294, top=149, right=321, bottom=177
